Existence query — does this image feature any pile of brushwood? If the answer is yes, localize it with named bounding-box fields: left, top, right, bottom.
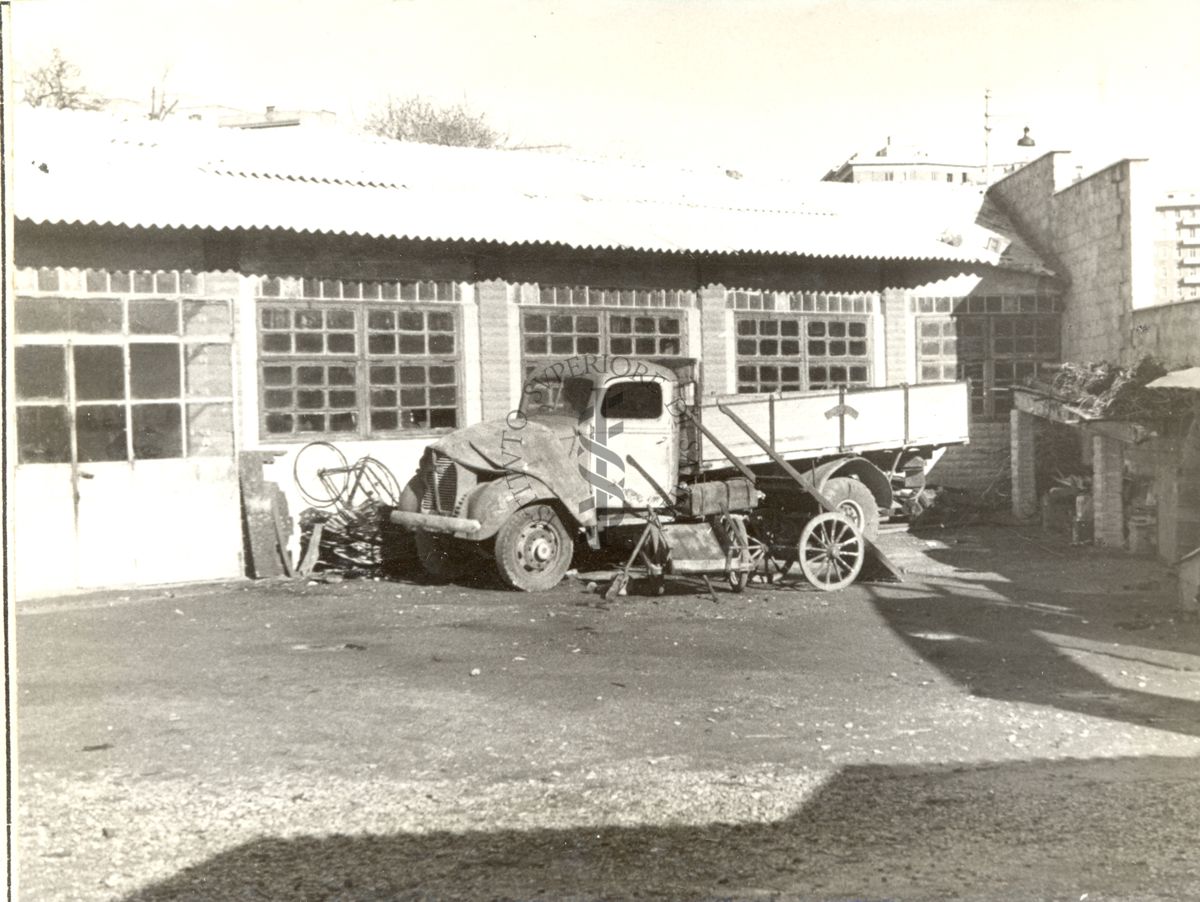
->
left=1043, top=355, right=1193, bottom=422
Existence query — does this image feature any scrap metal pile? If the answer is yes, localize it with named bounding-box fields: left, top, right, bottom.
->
left=292, top=443, right=403, bottom=579
left=298, top=502, right=389, bottom=578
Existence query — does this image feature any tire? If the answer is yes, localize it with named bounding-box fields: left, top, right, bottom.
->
left=494, top=503, right=574, bottom=592
left=821, top=476, right=880, bottom=541
left=414, top=530, right=470, bottom=581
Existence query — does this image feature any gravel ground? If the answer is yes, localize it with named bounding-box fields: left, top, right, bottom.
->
left=13, top=524, right=1200, bottom=901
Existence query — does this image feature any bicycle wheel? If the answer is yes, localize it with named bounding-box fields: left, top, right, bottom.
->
left=347, top=457, right=402, bottom=508
left=294, top=441, right=350, bottom=508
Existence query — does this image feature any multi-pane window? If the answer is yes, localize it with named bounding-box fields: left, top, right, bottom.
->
left=734, top=314, right=871, bottom=393
left=521, top=309, right=684, bottom=372
left=522, top=311, right=602, bottom=358
left=260, top=276, right=461, bottom=303
left=917, top=318, right=987, bottom=416
left=916, top=312, right=1059, bottom=420
left=258, top=291, right=460, bottom=437
left=534, top=285, right=693, bottom=308
left=608, top=314, right=682, bottom=356
left=13, top=270, right=234, bottom=465
left=805, top=320, right=870, bottom=390
left=728, top=290, right=875, bottom=314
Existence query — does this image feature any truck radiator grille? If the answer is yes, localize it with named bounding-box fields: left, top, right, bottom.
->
left=422, top=453, right=458, bottom=513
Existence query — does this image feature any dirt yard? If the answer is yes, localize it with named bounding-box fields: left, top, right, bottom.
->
left=13, top=523, right=1200, bottom=901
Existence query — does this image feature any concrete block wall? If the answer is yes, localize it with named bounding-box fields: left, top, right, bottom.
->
left=990, top=153, right=1153, bottom=366
left=986, top=151, right=1077, bottom=265
left=699, top=285, right=732, bottom=397
left=1092, top=434, right=1125, bottom=547
left=1052, top=163, right=1140, bottom=363
left=1129, top=298, right=1200, bottom=368
left=477, top=280, right=517, bottom=421
left=881, top=288, right=911, bottom=384
left=1010, top=409, right=1038, bottom=518
left=927, top=422, right=1010, bottom=492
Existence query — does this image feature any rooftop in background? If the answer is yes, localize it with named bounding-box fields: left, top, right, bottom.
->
left=13, top=108, right=1051, bottom=275
left=1159, top=189, right=1200, bottom=209
left=823, top=134, right=1041, bottom=185
left=218, top=105, right=338, bottom=129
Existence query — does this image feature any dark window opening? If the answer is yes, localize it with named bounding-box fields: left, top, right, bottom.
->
left=601, top=382, right=663, bottom=419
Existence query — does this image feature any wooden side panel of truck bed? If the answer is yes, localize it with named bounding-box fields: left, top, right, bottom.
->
left=693, top=382, right=971, bottom=471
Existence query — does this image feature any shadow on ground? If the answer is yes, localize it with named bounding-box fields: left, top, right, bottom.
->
left=869, top=525, right=1200, bottom=737
left=122, top=755, right=1198, bottom=901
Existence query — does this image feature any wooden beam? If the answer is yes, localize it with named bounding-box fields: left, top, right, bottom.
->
left=1012, top=389, right=1150, bottom=444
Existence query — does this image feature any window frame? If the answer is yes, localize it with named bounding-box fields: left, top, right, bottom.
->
left=256, top=298, right=463, bottom=441
left=13, top=277, right=235, bottom=465
left=733, top=311, right=873, bottom=394
left=520, top=305, right=687, bottom=374
left=915, top=312, right=1061, bottom=421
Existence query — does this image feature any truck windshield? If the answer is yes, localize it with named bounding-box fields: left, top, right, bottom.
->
left=521, top=376, right=595, bottom=420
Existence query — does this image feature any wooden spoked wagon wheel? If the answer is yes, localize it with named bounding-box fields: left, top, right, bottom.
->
left=797, top=512, right=864, bottom=591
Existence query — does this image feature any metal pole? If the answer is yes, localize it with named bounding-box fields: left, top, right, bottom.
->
left=769, top=394, right=775, bottom=451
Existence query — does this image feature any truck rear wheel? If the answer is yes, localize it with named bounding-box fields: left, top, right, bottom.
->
left=821, top=477, right=880, bottom=541
left=494, top=503, right=574, bottom=592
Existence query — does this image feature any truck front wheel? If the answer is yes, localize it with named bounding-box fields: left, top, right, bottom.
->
left=494, top=503, right=574, bottom=592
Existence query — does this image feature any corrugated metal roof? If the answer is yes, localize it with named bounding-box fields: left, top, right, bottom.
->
left=1147, top=367, right=1200, bottom=390
left=13, top=109, right=1052, bottom=272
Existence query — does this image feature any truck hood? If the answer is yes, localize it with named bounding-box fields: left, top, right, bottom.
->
left=429, top=417, right=581, bottom=476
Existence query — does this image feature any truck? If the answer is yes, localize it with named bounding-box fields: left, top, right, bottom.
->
left=389, top=355, right=970, bottom=593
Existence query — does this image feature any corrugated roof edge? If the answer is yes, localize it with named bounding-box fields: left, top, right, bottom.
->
left=14, top=215, right=1010, bottom=264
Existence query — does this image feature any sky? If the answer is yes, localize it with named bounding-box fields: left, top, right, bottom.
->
left=9, top=0, right=1200, bottom=185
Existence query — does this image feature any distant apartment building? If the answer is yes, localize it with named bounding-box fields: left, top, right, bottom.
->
left=1155, top=189, right=1200, bottom=303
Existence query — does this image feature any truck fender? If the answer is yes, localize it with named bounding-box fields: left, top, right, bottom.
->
left=811, top=457, right=894, bottom=510
left=461, top=475, right=589, bottom=541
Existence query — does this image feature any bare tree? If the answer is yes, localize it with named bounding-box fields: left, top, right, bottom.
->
left=21, top=49, right=107, bottom=110
left=363, top=95, right=506, bottom=148
left=148, top=67, right=178, bottom=121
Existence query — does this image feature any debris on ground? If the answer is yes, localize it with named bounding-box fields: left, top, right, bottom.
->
left=910, top=484, right=1009, bottom=530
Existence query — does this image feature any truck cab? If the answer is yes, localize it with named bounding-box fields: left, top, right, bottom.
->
left=518, top=357, right=687, bottom=517
left=390, top=356, right=690, bottom=590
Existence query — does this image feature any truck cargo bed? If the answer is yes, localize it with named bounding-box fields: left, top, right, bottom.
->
left=688, top=382, right=970, bottom=471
